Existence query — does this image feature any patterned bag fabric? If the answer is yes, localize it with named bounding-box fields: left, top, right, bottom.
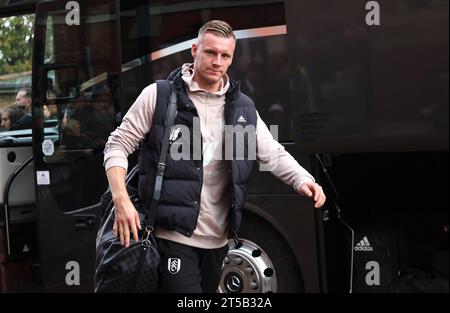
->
left=94, top=194, right=160, bottom=293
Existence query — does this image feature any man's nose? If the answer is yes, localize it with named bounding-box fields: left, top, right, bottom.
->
left=212, top=55, right=222, bottom=66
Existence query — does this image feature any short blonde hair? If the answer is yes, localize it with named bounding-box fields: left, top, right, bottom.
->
left=198, top=20, right=235, bottom=41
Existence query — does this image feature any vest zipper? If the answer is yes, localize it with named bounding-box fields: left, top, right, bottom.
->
left=188, top=106, right=203, bottom=237
left=227, top=99, right=237, bottom=235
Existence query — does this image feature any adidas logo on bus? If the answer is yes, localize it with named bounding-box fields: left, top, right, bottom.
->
left=354, top=236, right=373, bottom=251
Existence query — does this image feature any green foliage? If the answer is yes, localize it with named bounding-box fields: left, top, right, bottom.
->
left=0, top=15, right=34, bottom=75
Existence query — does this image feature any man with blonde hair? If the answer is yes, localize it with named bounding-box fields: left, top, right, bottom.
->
left=104, top=20, right=325, bottom=292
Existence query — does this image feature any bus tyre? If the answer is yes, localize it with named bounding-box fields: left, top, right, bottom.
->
left=219, top=213, right=304, bottom=293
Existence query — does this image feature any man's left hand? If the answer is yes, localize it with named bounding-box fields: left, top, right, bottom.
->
left=298, top=182, right=326, bottom=208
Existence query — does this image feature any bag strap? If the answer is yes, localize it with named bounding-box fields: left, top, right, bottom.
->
left=146, top=81, right=177, bottom=228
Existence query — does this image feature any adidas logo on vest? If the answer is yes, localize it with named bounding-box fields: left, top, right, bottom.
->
left=237, top=115, right=246, bottom=123
left=354, top=236, right=373, bottom=251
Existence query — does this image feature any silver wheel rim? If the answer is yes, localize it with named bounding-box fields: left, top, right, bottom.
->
left=218, top=239, right=277, bottom=293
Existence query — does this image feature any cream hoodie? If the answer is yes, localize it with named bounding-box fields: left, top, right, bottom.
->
left=104, top=63, right=315, bottom=249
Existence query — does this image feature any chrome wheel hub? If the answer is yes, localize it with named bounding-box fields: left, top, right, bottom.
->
left=218, top=239, right=277, bottom=293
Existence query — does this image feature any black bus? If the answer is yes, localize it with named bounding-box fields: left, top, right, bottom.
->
left=0, top=0, right=448, bottom=293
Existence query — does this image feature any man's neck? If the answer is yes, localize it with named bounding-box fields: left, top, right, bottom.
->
left=193, top=76, right=222, bottom=93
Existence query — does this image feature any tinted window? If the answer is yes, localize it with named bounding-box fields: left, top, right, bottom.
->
left=287, top=0, right=448, bottom=153
left=39, top=4, right=118, bottom=163
left=120, top=0, right=292, bottom=139
left=0, top=14, right=33, bottom=134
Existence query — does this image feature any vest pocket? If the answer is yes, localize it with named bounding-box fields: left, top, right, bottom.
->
left=155, top=203, right=197, bottom=235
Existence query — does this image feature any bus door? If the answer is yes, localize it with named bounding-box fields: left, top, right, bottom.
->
left=31, top=0, right=121, bottom=291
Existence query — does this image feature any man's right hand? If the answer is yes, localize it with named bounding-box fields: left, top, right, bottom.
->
left=113, top=196, right=142, bottom=247
left=106, top=166, right=141, bottom=248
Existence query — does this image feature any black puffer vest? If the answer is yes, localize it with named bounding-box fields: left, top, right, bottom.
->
left=138, top=67, right=257, bottom=238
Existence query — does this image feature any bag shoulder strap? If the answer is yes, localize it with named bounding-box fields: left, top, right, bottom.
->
left=146, top=81, right=177, bottom=227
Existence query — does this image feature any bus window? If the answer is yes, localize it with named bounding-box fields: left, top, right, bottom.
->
left=36, top=5, right=118, bottom=164
left=119, top=0, right=291, bottom=139
left=0, top=14, right=33, bottom=134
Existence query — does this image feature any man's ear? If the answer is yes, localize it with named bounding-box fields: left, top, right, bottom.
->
left=191, top=43, right=198, bottom=59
